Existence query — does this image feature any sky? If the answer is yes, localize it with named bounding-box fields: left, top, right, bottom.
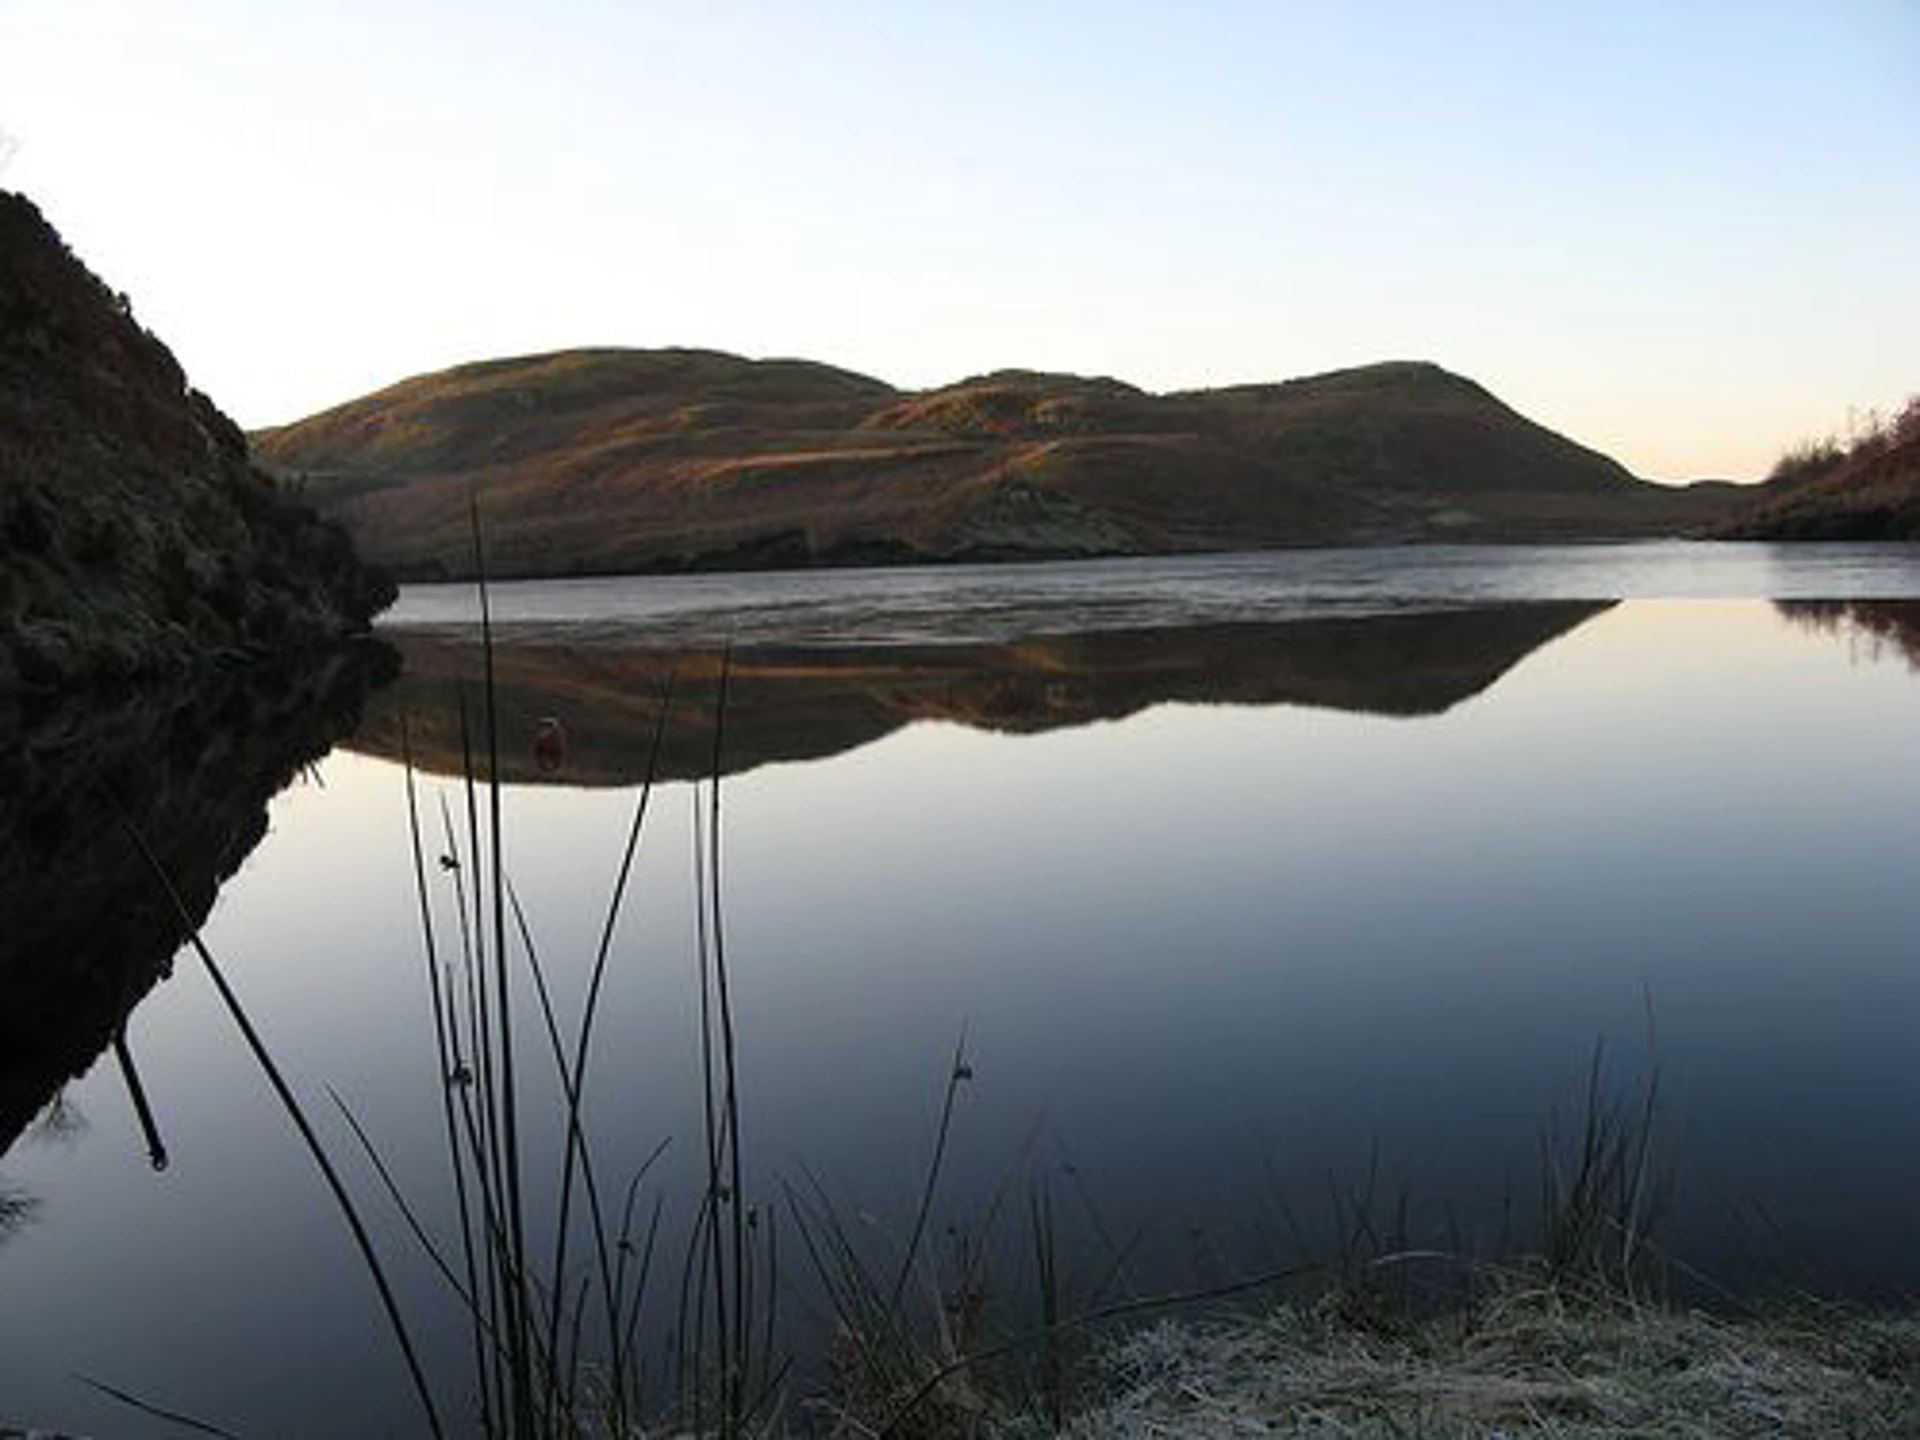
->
left=2, top=0, right=1916, bottom=482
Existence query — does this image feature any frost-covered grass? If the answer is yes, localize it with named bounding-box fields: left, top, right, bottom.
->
left=1047, top=1280, right=1920, bottom=1439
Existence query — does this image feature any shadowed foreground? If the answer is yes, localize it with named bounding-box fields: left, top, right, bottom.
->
left=0, top=648, right=391, bottom=1157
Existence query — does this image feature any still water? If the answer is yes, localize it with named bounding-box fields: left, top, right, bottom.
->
left=4, top=543, right=1920, bottom=1435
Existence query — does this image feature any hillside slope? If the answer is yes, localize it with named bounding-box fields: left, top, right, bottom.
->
left=255, top=350, right=1732, bottom=579
left=0, top=191, right=393, bottom=693
left=1718, top=429, right=1920, bottom=540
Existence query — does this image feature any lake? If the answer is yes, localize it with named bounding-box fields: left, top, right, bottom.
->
left=4, top=542, right=1920, bottom=1436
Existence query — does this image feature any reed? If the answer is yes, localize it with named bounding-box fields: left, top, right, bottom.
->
left=100, top=509, right=781, bottom=1436
left=1537, top=1034, right=1672, bottom=1297
left=114, top=811, right=447, bottom=1437
left=89, top=528, right=1713, bottom=1439
left=782, top=1051, right=989, bottom=1434
left=387, top=647, right=760, bottom=1434
left=108, top=660, right=1697, bottom=1440
left=807, top=1021, right=1673, bottom=1439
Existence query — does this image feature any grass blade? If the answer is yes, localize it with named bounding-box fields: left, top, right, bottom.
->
left=115, top=814, right=445, bottom=1439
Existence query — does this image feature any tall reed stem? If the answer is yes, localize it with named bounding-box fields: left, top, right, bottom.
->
left=117, top=815, right=445, bottom=1438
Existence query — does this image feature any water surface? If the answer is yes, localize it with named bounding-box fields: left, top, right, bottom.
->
left=4, top=543, right=1920, bottom=1436
left=385, top=540, right=1920, bottom=643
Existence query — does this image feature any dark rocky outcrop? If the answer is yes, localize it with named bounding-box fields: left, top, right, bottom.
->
left=0, top=191, right=394, bottom=694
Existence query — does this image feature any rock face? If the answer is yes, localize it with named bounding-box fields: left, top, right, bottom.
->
left=253, top=348, right=1737, bottom=580
left=0, top=191, right=394, bottom=694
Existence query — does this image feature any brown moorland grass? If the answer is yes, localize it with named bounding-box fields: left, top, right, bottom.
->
left=253, top=350, right=1738, bottom=579
left=1721, top=427, right=1920, bottom=541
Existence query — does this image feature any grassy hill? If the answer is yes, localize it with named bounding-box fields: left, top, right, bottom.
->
left=255, top=348, right=1736, bottom=579
left=1718, top=426, right=1920, bottom=540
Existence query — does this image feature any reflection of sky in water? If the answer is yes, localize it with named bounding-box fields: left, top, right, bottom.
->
left=5, top=595, right=1920, bottom=1434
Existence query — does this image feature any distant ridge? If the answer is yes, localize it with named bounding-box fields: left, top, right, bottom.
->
left=253, top=348, right=1737, bottom=579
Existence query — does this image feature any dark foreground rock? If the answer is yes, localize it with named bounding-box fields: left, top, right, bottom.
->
left=0, top=190, right=394, bottom=693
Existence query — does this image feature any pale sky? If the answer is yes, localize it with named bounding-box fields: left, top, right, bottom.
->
left=2, top=0, right=1916, bottom=481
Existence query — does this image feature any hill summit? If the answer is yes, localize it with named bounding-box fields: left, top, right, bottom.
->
left=255, top=348, right=1733, bottom=579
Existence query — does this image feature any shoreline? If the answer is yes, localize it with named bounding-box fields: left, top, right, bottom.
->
left=972, top=1280, right=1920, bottom=1438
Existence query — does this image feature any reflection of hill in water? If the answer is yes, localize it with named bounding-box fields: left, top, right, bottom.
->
left=349, top=603, right=1611, bottom=786
left=0, top=652, right=391, bottom=1159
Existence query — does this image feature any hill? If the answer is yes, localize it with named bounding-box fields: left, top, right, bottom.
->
left=0, top=191, right=394, bottom=693
left=254, top=349, right=1733, bottom=579
left=1718, top=427, right=1920, bottom=540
